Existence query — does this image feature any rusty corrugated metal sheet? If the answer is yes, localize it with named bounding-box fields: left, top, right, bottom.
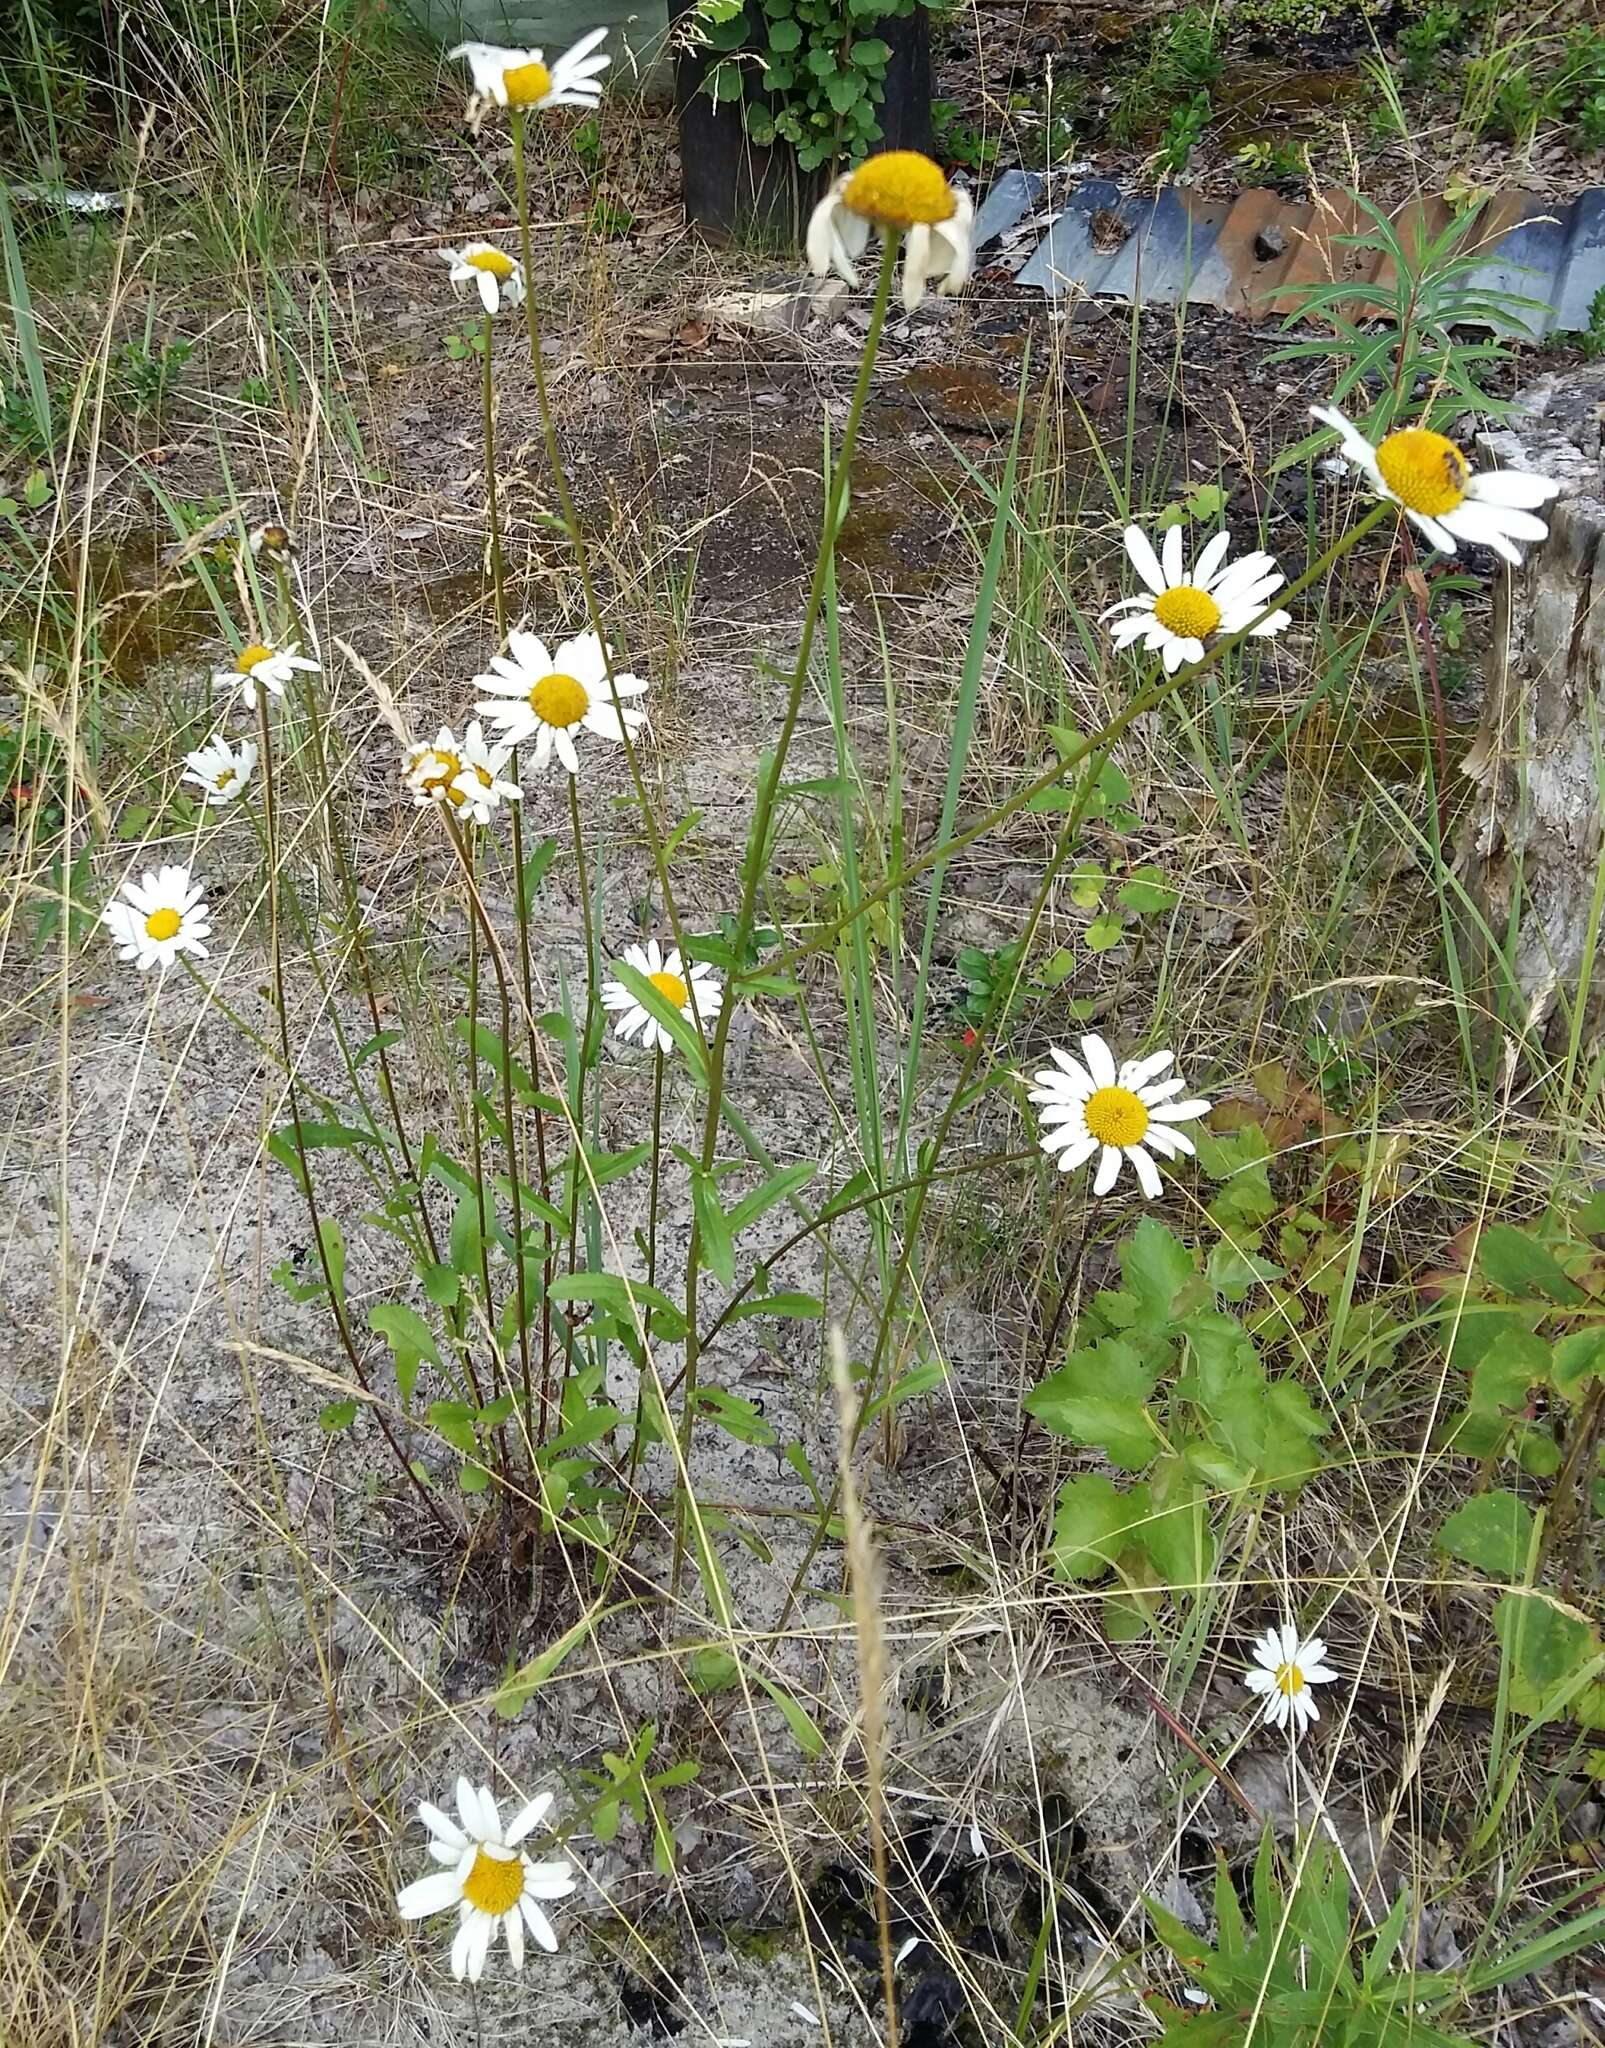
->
left=980, top=172, right=1605, bottom=338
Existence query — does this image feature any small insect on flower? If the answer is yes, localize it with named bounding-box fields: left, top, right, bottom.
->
left=214, top=638, right=320, bottom=711
left=448, top=30, right=610, bottom=121
left=1103, top=525, right=1292, bottom=674
left=403, top=727, right=467, bottom=809
left=1244, top=1622, right=1338, bottom=1738
left=1311, top=405, right=1561, bottom=565
left=806, top=150, right=974, bottom=313
left=396, top=1776, right=577, bottom=1983
left=600, top=939, right=723, bottom=1054
left=248, top=522, right=296, bottom=563
left=441, top=241, right=526, bottom=317
left=452, top=720, right=523, bottom=825
left=182, top=734, right=257, bottom=807
left=102, top=862, right=212, bottom=972
left=473, top=628, right=648, bottom=777
left=1027, top=1034, right=1211, bottom=1200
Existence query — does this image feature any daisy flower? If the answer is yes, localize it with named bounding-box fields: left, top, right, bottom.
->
left=403, top=727, right=466, bottom=808
left=807, top=150, right=974, bottom=314
left=473, top=629, right=648, bottom=776
left=248, top=522, right=295, bottom=563
left=452, top=720, right=523, bottom=825
left=396, top=1775, right=576, bottom=1983
left=182, top=734, right=257, bottom=807
left=1103, top=525, right=1292, bottom=674
left=1311, top=405, right=1561, bottom=565
left=1027, top=1034, right=1211, bottom=1200
left=214, top=637, right=320, bottom=711
left=1243, top=1622, right=1338, bottom=1738
left=600, top=939, right=723, bottom=1053
left=449, top=30, right=610, bottom=115
left=442, top=241, right=526, bottom=317
left=102, top=862, right=212, bottom=972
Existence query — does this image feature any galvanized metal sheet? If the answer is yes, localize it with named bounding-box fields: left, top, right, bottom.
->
left=989, top=178, right=1605, bottom=338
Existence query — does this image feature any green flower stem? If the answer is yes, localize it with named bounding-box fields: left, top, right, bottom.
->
left=672, top=228, right=904, bottom=1591
left=255, top=695, right=451, bottom=1538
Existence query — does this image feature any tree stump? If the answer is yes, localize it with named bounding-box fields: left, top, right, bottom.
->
left=1456, top=368, right=1605, bottom=1046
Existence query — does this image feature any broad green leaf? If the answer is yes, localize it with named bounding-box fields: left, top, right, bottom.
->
left=726, top=1161, right=816, bottom=1237
left=369, top=1302, right=440, bottom=1405
left=1115, top=864, right=1179, bottom=914
left=725, top=1290, right=822, bottom=1323
left=1025, top=1338, right=1159, bottom=1468
left=694, top=1386, right=775, bottom=1446
left=1494, top=1591, right=1605, bottom=1728
left=548, top=1270, right=687, bottom=1341
left=687, top=1646, right=740, bottom=1692
left=427, top=1399, right=478, bottom=1456
left=691, top=1168, right=735, bottom=1287
left=1098, top=1217, right=1201, bottom=1340
left=1049, top=1473, right=1150, bottom=1583
left=1552, top=1326, right=1605, bottom=1401
left=1436, top=1490, right=1535, bottom=1580
left=1478, top=1223, right=1585, bottom=1305
left=318, top=1398, right=357, bottom=1431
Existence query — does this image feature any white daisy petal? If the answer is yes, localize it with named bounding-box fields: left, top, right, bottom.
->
left=397, top=1868, right=465, bottom=1920
left=1123, top=524, right=1167, bottom=595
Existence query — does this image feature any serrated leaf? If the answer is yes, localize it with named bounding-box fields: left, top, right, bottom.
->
left=1025, top=1337, right=1159, bottom=1467
left=1049, top=1473, right=1150, bottom=1583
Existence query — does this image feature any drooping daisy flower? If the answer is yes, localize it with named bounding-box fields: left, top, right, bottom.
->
left=442, top=241, right=526, bottom=317
left=396, top=1776, right=577, bottom=1983
left=403, top=727, right=466, bottom=809
left=807, top=150, right=974, bottom=314
left=214, top=638, right=320, bottom=711
left=473, top=629, right=648, bottom=776
left=1103, top=525, right=1292, bottom=673
left=248, top=522, right=296, bottom=563
left=182, top=734, right=257, bottom=807
left=453, top=720, right=523, bottom=825
left=600, top=939, right=723, bottom=1053
left=1311, top=405, right=1561, bottom=565
left=1027, top=1035, right=1210, bottom=1200
left=448, top=30, right=610, bottom=117
left=102, top=862, right=212, bottom=972
left=1243, top=1622, right=1338, bottom=1738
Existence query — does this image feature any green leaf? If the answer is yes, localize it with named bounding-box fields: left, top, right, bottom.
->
left=460, top=1460, right=490, bottom=1493
left=1049, top=1473, right=1150, bottom=1583
left=1098, top=1217, right=1201, bottom=1341
left=754, top=1673, right=825, bottom=1755
left=1436, top=1490, right=1535, bottom=1580
left=420, top=1262, right=459, bottom=1308
left=1114, top=865, right=1178, bottom=915
left=521, top=834, right=558, bottom=905
left=1494, top=1591, right=1605, bottom=1727
left=449, top=1192, right=484, bottom=1284
left=687, top=1646, right=741, bottom=1692
left=369, top=1302, right=440, bottom=1404
left=427, top=1399, right=478, bottom=1457
left=726, top=1161, right=816, bottom=1237
left=725, top=1290, right=823, bottom=1322
left=694, top=1386, right=776, bottom=1445
left=1205, top=1239, right=1283, bottom=1302
left=318, top=1217, right=347, bottom=1315
left=318, top=1398, right=358, bottom=1431
left=691, top=1168, right=735, bottom=1287
left=1141, top=1470, right=1215, bottom=1590
left=766, top=16, right=802, bottom=48
left=1478, top=1223, right=1586, bottom=1304
left=1552, top=1326, right=1605, bottom=1401
left=852, top=34, right=890, bottom=61
left=1084, top=911, right=1125, bottom=952
left=825, top=68, right=866, bottom=112
left=353, top=1028, right=402, bottom=1069
left=548, top=1270, right=687, bottom=1342
left=1025, top=1338, right=1160, bottom=1468
left=496, top=1602, right=613, bottom=1717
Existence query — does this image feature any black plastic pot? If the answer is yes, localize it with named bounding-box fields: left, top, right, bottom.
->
left=671, top=0, right=932, bottom=242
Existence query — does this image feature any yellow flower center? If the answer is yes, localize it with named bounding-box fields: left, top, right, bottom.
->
left=843, top=150, right=956, bottom=230
left=214, top=767, right=237, bottom=790
left=1152, top=585, right=1222, bottom=640
left=502, top=59, right=552, bottom=105
left=1083, top=1085, right=1150, bottom=1148
left=237, top=643, right=274, bottom=672
left=648, top=969, right=689, bottom=1008
left=1375, top=428, right=1469, bottom=517
left=462, top=1846, right=525, bottom=1916
left=528, top=672, right=589, bottom=729
left=414, top=748, right=463, bottom=801
left=1274, top=1661, right=1306, bottom=1697
left=144, top=906, right=182, bottom=942
left=473, top=763, right=494, bottom=788
left=465, top=246, right=516, bottom=278
left=257, top=525, right=291, bottom=553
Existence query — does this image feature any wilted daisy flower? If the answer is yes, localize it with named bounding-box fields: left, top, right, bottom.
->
left=600, top=939, right=723, bottom=1053
left=248, top=521, right=295, bottom=563
left=1103, top=525, right=1291, bottom=673
left=182, top=734, right=257, bottom=807
left=473, top=629, right=648, bottom=776
left=453, top=720, right=522, bottom=825
left=1028, top=1035, right=1210, bottom=1200
left=442, top=241, right=526, bottom=317
left=807, top=150, right=974, bottom=313
left=449, top=30, right=610, bottom=117
left=1244, top=1622, right=1338, bottom=1738
left=396, top=1776, right=576, bottom=1983
left=403, top=727, right=465, bottom=808
left=102, top=862, right=212, bottom=972
left=1311, top=405, right=1561, bottom=565
left=215, top=638, right=320, bottom=711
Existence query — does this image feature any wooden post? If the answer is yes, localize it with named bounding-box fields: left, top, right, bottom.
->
left=1456, top=367, right=1605, bottom=1046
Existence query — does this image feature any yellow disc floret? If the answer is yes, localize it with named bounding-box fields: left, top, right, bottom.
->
left=145, top=906, right=182, bottom=942
left=529, top=673, right=589, bottom=729
left=1375, top=427, right=1468, bottom=518
left=466, top=246, right=516, bottom=278
left=502, top=59, right=552, bottom=104
left=1152, top=585, right=1222, bottom=640
left=843, top=151, right=955, bottom=230
left=1083, top=1085, right=1150, bottom=1148
left=462, top=1846, right=526, bottom=1916
left=414, top=748, right=463, bottom=803
left=1274, top=1660, right=1307, bottom=1697
left=215, top=767, right=237, bottom=790
left=237, top=643, right=274, bottom=672
left=648, top=970, right=689, bottom=1008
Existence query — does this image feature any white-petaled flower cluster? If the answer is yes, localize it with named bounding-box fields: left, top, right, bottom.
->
left=396, top=1775, right=577, bottom=1982
left=102, top=862, right=212, bottom=972
left=1244, top=1622, right=1338, bottom=1738
left=473, top=628, right=648, bottom=777
left=442, top=241, right=526, bottom=317
left=449, top=30, right=610, bottom=117
left=214, top=637, right=320, bottom=711
left=1103, top=525, right=1292, bottom=673
left=1028, top=1034, right=1211, bottom=1200
left=807, top=150, right=974, bottom=313
left=182, top=734, right=257, bottom=806
left=1312, top=404, right=1561, bottom=565
left=600, top=939, right=724, bottom=1054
